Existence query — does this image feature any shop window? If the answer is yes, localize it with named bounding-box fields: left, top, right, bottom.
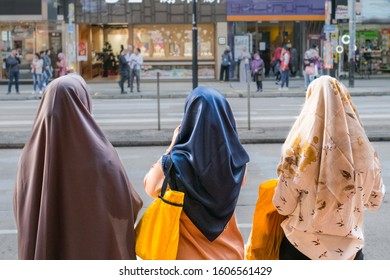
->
left=133, top=24, right=214, bottom=60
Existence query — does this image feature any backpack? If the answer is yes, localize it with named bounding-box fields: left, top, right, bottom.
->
left=222, top=53, right=230, bottom=66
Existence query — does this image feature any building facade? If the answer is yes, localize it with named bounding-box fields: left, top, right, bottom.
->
left=0, top=0, right=66, bottom=81
left=74, top=0, right=227, bottom=80
left=2, top=0, right=388, bottom=82
left=336, top=0, right=390, bottom=75
left=227, top=0, right=326, bottom=77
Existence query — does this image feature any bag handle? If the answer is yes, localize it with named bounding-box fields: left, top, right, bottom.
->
left=160, top=156, right=173, bottom=198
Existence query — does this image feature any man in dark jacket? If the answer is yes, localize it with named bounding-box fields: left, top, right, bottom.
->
left=118, top=50, right=129, bottom=94
left=6, top=49, right=21, bottom=94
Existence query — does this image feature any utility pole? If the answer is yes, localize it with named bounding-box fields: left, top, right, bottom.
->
left=192, top=0, right=198, bottom=89
left=348, top=0, right=356, bottom=87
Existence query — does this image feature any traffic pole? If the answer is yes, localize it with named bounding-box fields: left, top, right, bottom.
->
left=192, top=0, right=198, bottom=89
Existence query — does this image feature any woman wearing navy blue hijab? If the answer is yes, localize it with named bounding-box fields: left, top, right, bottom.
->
left=144, top=86, right=249, bottom=259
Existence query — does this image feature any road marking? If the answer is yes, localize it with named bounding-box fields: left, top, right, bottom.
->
left=0, top=114, right=389, bottom=127
left=0, top=229, right=17, bottom=235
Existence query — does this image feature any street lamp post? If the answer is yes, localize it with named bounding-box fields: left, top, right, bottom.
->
left=348, top=0, right=356, bottom=88
left=192, top=0, right=198, bottom=89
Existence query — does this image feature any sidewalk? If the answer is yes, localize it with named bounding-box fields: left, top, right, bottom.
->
left=1, top=76, right=390, bottom=100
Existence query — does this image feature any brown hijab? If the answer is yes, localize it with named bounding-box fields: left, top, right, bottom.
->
left=13, top=74, right=142, bottom=259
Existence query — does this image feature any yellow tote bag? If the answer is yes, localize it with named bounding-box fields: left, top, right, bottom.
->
left=245, top=179, right=286, bottom=260
left=135, top=163, right=184, bottom=260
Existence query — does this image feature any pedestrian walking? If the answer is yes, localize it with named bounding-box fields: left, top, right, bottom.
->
left=271, top=46, right=282, bottom=84
left=238, top=47, right=251, bottom=83
left=31, top=53, right=44, bottom=95
left=56, top=52, right=67, bottom=77
left=13, top=74, right=143, bottom=259
left=289, top=47, right=298, bottom=77
left=278, top=46, right=290, bottom=91
left=219, top=46, right=232, bottom=82
left=303, top=45, right=320, bottom=89
left=273, top=75, right=385, bottom=260
left=129, top=47, right=143, bottom=93
left=6, top=49, right=21, bottom=94
left=42, top=49, right=53, bottom=87
left=251, top=53, right=264, bottom=92
left=118, top=49, right=129, bottom=94
left=143, top=86, right=250, bottom=260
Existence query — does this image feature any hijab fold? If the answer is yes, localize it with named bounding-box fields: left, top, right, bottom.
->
left=164, top=86, right=249, bottom=241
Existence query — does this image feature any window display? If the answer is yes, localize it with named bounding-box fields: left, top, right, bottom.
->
left=133, top=24, right=215, bottom=60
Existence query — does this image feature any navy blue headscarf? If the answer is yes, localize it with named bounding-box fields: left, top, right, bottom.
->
left=163, top=86, right=249, bottom=241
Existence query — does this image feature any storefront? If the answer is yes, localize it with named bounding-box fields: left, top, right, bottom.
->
left=227, top=0, right=325, bottom=77
left=74, top=0, right=227, bottom=80
left=1, top=22, right=64, bottom=80
left=0, top=0, right=65, bottom=81
left=335, top=0, right=390, bottom=75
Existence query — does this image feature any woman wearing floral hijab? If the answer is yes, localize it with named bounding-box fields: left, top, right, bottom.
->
left=273, top=76, right=385, bottom=260
left=144, top=86, right=250, bottom=259
left=14, top=74, right=143, bottom=259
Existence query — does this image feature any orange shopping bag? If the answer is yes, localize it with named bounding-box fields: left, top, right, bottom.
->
left=135, top=160, right=184, bottom=260
left=245, top=179, right=286, bottom=260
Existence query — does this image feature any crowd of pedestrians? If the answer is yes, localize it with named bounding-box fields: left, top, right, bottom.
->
left=4, top=49, right=67, bottom=96
left=218, top=43, right=306, bottom=92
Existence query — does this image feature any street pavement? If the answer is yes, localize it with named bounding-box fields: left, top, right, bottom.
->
left=1, top=75, right=390, bottom=101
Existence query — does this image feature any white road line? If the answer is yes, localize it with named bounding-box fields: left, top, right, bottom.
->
left=0, top=229, right=17, bottom=235
left=0, top=114, right=389, bottom=127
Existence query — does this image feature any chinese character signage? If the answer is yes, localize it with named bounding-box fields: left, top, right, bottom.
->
left=227, top=0, right=325, bottom=18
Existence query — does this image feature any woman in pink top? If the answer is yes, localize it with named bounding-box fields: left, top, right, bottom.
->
left=273, top=76, right=385, bottom=260
left=57, top=52, right=67, bottom=77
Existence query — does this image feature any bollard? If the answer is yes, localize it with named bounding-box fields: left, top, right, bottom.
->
left=157, top=72, right=161, bottom=131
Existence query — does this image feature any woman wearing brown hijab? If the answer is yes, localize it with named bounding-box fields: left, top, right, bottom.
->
left=13, top=74, right=143, bottom=260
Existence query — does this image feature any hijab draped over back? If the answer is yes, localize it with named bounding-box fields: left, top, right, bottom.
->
left=273, top=76, right=384, bottom=259
left=164, top=86, right=249, bottom=241
left=14, top=74, right=142, bottom=259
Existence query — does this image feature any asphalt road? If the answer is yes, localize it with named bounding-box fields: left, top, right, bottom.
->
left=0, top=143, right=389, bottom=260
left=0, top=95, right=389, bottom=132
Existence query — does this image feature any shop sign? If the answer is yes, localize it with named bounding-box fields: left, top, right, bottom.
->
left=356, top=0, right=390, bottom=23
left=68, top=23, right=74, bottom=33
left=335, top=5, right=349, bottom=20
left=78, top=42, right=88, bottom=62
left=234, top=35, right=250, bottom=61
left=324, top=25, right=336, bottom=33
left=11, top=26, right=34, bottom=38
left=218, top=36, right=226, bottom=45
left=308, top=34, right=321, bottom=40
left=381, top=28, right=390, bottom=35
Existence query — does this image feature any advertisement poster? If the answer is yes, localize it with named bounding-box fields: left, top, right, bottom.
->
left=323, top=41, right=333, bottom=69
left=234, top=35, right=250, bottom=61
left=77, top=42, right=88, bottom=61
